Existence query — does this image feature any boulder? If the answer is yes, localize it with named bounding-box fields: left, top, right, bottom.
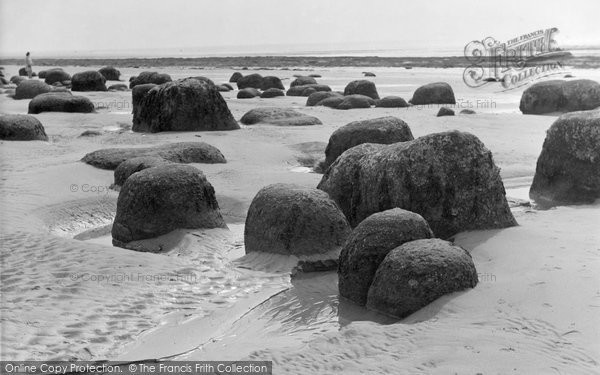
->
left=19, top=67, right=36, bottom=77
left=260, top=88, right=285, bottom=98
left=460, top=109, right=476, bottom=114
left=44, top=69, right=71, bottom=85
left=286, top=84, right=331, bottom=96
left=240, top=107, right=322, bottom=126
left=222, top=83, right=234, bottom=90
left=216, top=84, right=231, bottom=92
left=0, top=114, right=48, bottom=141
left=410, top=82, right=456, bottom=105
left=129, top=71, right=172, bottom=88
left=28, top=92, right=95, bottom=114
left=529, top=109, right=600, bottom=204
left=14, top=80, right=60, bottom=100
left=98, top=66, right=121, bottom=81
left=336, top=94, right=375, bottom=110
left=306, top=91, right=342, bottom=106
left=113, top=156, right=169, bottom=186
left=290, top=76, right=317, bottom=87
left=10, top=76, right=26, bottom=85
left=366, top=239, right=478, bottom=319
left=343, top=80, right=380, bottom=100
left=237, top=73, right=263, bottom=89
left=318, top=131, right=517, bottom=237
left=108, top=83, right=128, bottom=91
left=437, top=107, right=455, bottom=116
left=112, top=165, right=227, bottom=247
left=237, top=88, right=261, bottom=98
left=131, top=83, right=157, bottom=118
left=519, top=79, right=600, bottom=114
left=376, top=96, right=409, bottom=108
left=229, top=72, right=243, bottom=83
left=133, top=78, right=239, bottom=132
left=37, top=70, right=48, bottom=79
left=82, top=141, right=226, bottom=170
left=363, top=72, right=376, bottom=77
left=261, top=76, right=285, bottom=90
left=71, top=70, right=107, bottom=91
left=79, top=130, right=102, bottom=137
left=324, top=116, right=414, bottom=169
left=244, top=183, right=351, bottom=256
left=317, top=96, right=345, bottom=108
left=339, top=209, right=433, bottom=306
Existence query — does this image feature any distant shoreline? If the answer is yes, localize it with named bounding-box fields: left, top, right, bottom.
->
left=1, top=55, right=599, bottom=69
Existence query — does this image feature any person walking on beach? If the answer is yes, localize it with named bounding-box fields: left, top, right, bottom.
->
left=25, top=52, right=33, bottom=78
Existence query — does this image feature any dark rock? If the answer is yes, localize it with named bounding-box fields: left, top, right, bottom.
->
left=286, top=84, right=332, bottom=97
left=460, top=109, right=476, bottom=114
left=131, top=83, right=157, bottom=119
left=410, top=82, right=456, bottom=105
left=82, top=141, right=226, bottom=170
left=216, top=84, right=231, bottom=92
left=324, top=116, right=414, bottom=169
left=317, top=96, right=345, bottom=108
left=237, top=88, right=261, bottom=99
left=336, top=94, right=375, bottom=110
left=19, top=67, right=36, bottom=77
left=43, top=69, right=71, bottom=85
left=261, top=76, right=285, bottom=90
left=339, top=209, right=433, bottom=306
left=318, top=131, right=517, bottom=237
left=129, top=71, right=172, bottom=88
left=113, top=156, right=169, bottom=186
left=366, top=239, right=478, bottom=318
left=98, top=66, right=121, bottom=81
left=437, top=107, right=455, bottom=116
left=529, top=109, right=600, bottom=204
left=564, top=74, right=574, bottom=78
left=14, top=80, right=60, bottom=100
left=112, top=164, right=226, bottom=246
left=376, top=96, right=408, bottom=108
left=244, top=183, right=351, bottom=256
left=71, top=71, right=107, bottom=91
left=222, top=83, right=234, bottom=90
left=260, top=88, right=285, bottom=98
left=229, top=72, right=243, bottom=83
left=519, top=79, right=600, bottom=114
left=133, top=78, right=239, bottom=132
left=344, top=80, right=380, bottom=100
left=290, top=76, right=317, bottom=87
left=306, top=91, right=342, bottom=106
left=0, top=114, right=48, bottom=141
left=28, top=92, right=95, bottom=114
left=79, top=130, right=102, bottom=137
left=240, top=107, right=322, bottom=126
left=363, top=72, right=376, bottom=77
left=108, top=83, right=128, bottom=91
left=237, top=73, right=263, bottom=89
left=10, top=76, right=26, bottom=85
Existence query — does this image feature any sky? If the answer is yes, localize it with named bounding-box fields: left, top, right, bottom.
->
left=0, top=0, right=599, bottom=58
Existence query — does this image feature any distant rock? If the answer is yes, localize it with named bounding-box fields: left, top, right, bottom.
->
left=28, top=92, right=95, bottom=114
left=79, top=130, right=102, bottom=137
left=437, top=107, right=455, bottom=116
left=286, top=84, right=331, bottom=96
left=71, top=71, right=107, bottom=91
left=240, top=107, right=322, bottom=126
left=108, top=83, right=128, bottom=91
left=260, top=88, right=285, bottom=98
left=237, top=88, right=261, bottom=98
left=229, top=72, right=243, bottom=83
left=410, top=82, right=456, bottom=105
left=14, top=80, right=62, bottom=100
left=318, top=131, right=517, bottom=237
left=237, top=73, right=263, bottom=89
left=376, top=96, right=408, bottom=108
left=460, top=109, right=476, bottom=114
left=343, top=80, right=380, bottom=100
left=9, top=76, right=26, bottom=85
left=82, top=141, right=226, bottom=170
left=336, top=94, right=376, bottom=110
left=98, top=66, right=121, bottom=81
left=324, top=116, right=414, bottom=169
left=112, top=164, right=227, bottom=247
left=129, top=71, right=172, bottom=88
left=261, top=76, right=285, bottom=90
left=366, top=239, right=478, bottom=318
left=0, top=114, right=48, bottom=141
left=519, top=79, right=600, bottom=114
left=308, top=74, right=321, bottom=78
left=290, top=76, right=317, bottom=87
left=216, top=84, right=231, bottom=92
left=339, top=209, right=433, bottom=306
left=133, top=78, right=239, bottom=132
left=306, top=91, right=342, bottom=106
left=113, top=156, right=169, bottom=186
left=221, top=83, right=234, bottom=90
left=244, top=183, right=351, bottom=256
left=317, top=96, right=345, bottom=108
left=530, top=109, right=600, bottom=204
left=363, top=72, right=376, bottom=77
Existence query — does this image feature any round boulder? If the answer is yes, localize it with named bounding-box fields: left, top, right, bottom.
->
left=290, top=76, right=317, bottom=87
left=343, top=80, right=380, bottom=100
left=19, top=67, right=36, bottom=77
left=324, top=116, right=414, bottom=169
left=260, top=88, right=285, bottom=98
left=366, top=239, right=478, bottom=319
left=133, top=78, right=239, bottom=132
left=113, top=156, right=169, bottom=186
left=129, top=71, right=172, bottom=89
left=410, top=82, right=456, bottom=105
left=71, top=71, right=107, bottom=91
left=376, top=96, right=409, bottom=108
left=306, top=91, right=342, bottom=106
left=336, top=94, right=375, bottom=110
left=286, top=84, right=331, bottom=97
left=240, top=107, right=322, bottom=126
left=237, top=73, right=263, bottom=90
left=339, top=209, right=433, bottom=306
left=237, top=88, right=261, bottom=99
left=261, top=76, right=285, bottom=90
left=229, top=72, right=243, bottom=83
left=28, top=92, right=95, bottom=114
left=460, top=109, right=476, bottom=114
left=0, top=114, right=48, bottom=141
left=437, top=107, right=455, bottom=116
left=108, top=83, right=128, bottom=91
left=14, top=80, right=58, bottom=99
left=112, top=165, right=227, bottom=246
left=529, top=108, right=600, bottom=204
left=10, top=76, right=26, bottom=85
left=519, top=79, right=600, bottom=114
left=244, top=184, right=351, bottom=256
left=44, top=69, right=71, bottom=85
left=317, top=96, right=345, bottom=108
left=98, top=66, right=121, bottom=81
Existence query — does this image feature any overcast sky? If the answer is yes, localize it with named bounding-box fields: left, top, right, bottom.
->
left=1, top=0, right=598, bottom=57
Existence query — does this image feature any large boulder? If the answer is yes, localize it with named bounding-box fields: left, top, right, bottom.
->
left=113, top=156, right=169, bottom=186
left=98, top=66, right=121, bottom=81
left=306, top=91, right=342, bottom=106
left=290, top=76, right=317, bottom=87
left=317, top=96, right=345, bottom=108
left=240, top=107, right=322, bottom=126
left=343, top=80, right=380, bottom=100
left=244, top=184, right=351, bottom=256
left=0, top=114, right=48, bottom=141
left=286, top=84, right=331, bottom=97
left=336, top=94, right=375, bottom=110
left=338, top=209, right=433, bottom=306
left=519, top=79, right=600, bottom=114
left=237, top=88, right=261, bottom=99
left=14, top=80, right=60, bottom=99
left=323, top=116, right=414, bottom=169
left=366, top=239, right=478, bottom=319
left=129, top=71, right=172, bottom=88
left=376, top=96, right=409, bottom=108
left=410, top=82, right=456, bottom=105
left=82, top=142, right=226, bottom=170
left=71, top=70, right=107, bottom=91
left=261, top=76, right=285, bottom=90
left=229, top=72, right=243, bottom=83
left=237, top=73, right=263, bottom=90
left=131, top=83, right=157, bottom=118
left=318, top=131, right=517, bottom=237
left=529, top=109, right=600, bottom=204
left=260, top=88, right=285, bottom=98
left=28, top=92, right=95, bottom=114
left=437, top=107, right=455, bottom=117
left=112, top=165, right=227, bottom=247
left=44, top=69, right=71, bottom=85
left=10, top=76, right=26, bottom=85
left=108, top=83, right=128, bottom=91
left=133, top=78, right=239, bottom=132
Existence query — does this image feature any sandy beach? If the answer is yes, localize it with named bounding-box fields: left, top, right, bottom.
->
left=1, top=63, right=599, bottom=374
